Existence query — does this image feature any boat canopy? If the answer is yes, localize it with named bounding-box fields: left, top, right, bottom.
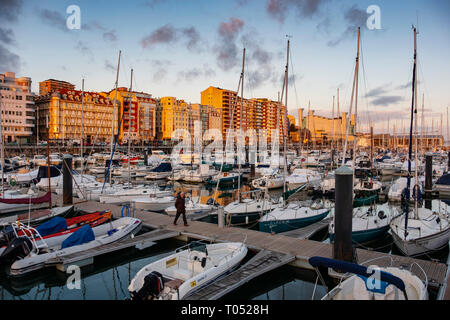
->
left=36, top=165, right=61, bottom=180
left=152, top=162, right=172, bottom=172
left=308, top=256, right=407, bottom=295
left=36, top=217, right=67, bottom=237
left=436, top=173, right=450, bottom=185
left=61, top=224, right=95, bottom=249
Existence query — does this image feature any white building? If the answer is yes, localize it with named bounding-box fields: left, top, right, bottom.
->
left=0, top=72, right=35, bottom=143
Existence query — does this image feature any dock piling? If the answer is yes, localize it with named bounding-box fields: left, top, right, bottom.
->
left=218, top=206, right=224, bottom=228
left=425, top=154, right=432, bottom=210
left=333, top=165, right=354, bottom=263
left=63, top=154, right=73, bottom=205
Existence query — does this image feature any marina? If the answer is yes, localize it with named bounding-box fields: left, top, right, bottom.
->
left=1, top=0, right=450, bottom=306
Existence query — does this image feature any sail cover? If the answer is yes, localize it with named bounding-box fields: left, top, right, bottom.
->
left=152, top=162, right=172, bottom=172
left=61, top=224, right=95, bottom=249
left=0, top=191, right=51, bottom=204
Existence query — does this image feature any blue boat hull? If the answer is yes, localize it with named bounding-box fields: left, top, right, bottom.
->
left=258, top=210, right=330, bottom=234
left=329, top=224, right=390, bottom=244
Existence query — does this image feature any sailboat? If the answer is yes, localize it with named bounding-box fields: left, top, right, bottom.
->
left=258, top=39, right=332, bottom=233
left=221, top=48, right=280, bottom=224
left=390, top=28, right=450, bottom=257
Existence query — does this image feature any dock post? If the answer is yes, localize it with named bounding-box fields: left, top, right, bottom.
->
left=63, top=154, right=73, bottom=205
left=218, top=206, right=224, bottom=228
left=144, top=146, right=148, bottom=166
left=425, top=154, right=432, bottom=209
left=334, top=165, right=354, bottom=263
left=448, top=151, right=450, bottom=173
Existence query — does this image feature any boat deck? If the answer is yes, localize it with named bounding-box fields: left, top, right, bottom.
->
left=183, top=250, right=295, bottom=300
left=53, top=195, right=449, bottom=296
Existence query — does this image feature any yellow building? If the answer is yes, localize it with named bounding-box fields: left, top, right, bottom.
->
left=35, top=89, right=115, bottom=143
left=298, top=108, right=355, bottom=145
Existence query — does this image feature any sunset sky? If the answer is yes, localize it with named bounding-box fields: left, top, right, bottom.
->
left=1, top=0, right=449, bottom=136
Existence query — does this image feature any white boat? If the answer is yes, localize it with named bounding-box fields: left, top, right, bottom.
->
left=133, top=196, right=175, bottom=212
left=7, top=169, right=39, bottom=185
left=99, top=186, right=172, bottom=204
left=377, top=159, right=403, bottom=176
left=0, top=189, right=44, bottom=214
left=31, top=155, right=47, bottom=167
left=165, top=198, right=216, bottom=217
left=49, top=154, right=62, bottom=166
left=309, top=256, right=428, bottom=300
left=128, top=241, right=247, bottom=300
left=6, top=217, right=142, bottom=276
left=145, top=162, right=173, bottom=180
left=286, top=168, right=321, bottom=190
left=390, top=207, right=450, bottom=257
left=251, top=172, right=284, bottom=189
left=36, top=172, right=96, bottom=190
left=0, top=205, right=74, bottom=226
left=329, top=203, right=399, bottom=244
left=388, top=177, right=423, bottom=202
left=182, top=164, right=218, bottom=183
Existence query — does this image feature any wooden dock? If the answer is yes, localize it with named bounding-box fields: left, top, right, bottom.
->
left=183, top=250, right=295, bottom=300
left=45, top=229, right=180, bottom=272
left=54, top=195, right=449, bottom=297
left=279, top=218, right=331, bottom=240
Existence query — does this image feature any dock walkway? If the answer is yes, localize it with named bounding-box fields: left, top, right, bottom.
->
left=279, top=218, right=331, bottom=240
left=54, top=196, right=449, bottom=295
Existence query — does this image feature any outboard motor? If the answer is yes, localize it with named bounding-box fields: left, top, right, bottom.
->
left=131, top=271, right=165, bottom=300
left=0, top=225, right=17, bottom=247
left=0, top=236, right=33, bottom=263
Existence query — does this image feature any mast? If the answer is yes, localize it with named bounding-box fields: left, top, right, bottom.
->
left=331, top=95, right=335, bottom=169
left=237, top=48, right=245, bottom=203
left=81, top=78, right=85, bottom=181
left=337, top=88, right=341, bottom=153
left=404, top=27, right=418, bottom=238
left=109, top=50, right=121, bottom=186
left=447, top=106, right=449, bottom=149
left=0, top=90, right=4, bottom=195
left=127, top=68, right=133, bottom=186
left=342, top=27, right=360, bottom=170
left=283, top=39, right=290, bottom=196
left=421, top=94, right=425, bottom=152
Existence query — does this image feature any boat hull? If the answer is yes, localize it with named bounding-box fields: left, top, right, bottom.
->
left=259, top=210, right=329, bottom=234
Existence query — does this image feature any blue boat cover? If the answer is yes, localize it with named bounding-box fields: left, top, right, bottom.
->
left=36, top=165, right=61, bottom=180
left=36, top=217, right=67, bottom=237
left=152, top=162, right=172, bottom=172
left=308, top=256, right=406, bottom=294
left=436, top=173, right=450, bottom=185
left=61, top=224, right=95, bottom=249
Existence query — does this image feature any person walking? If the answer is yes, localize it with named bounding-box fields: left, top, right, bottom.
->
left=174, top=192, right=188, bottom=226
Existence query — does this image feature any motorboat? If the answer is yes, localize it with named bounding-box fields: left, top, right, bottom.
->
left=286, top=168, right=321, bottom=190
left=3, top=216, right=142, bottom=276
left=128, top=241, right=247, bottom=300
left=132, top=196, right=175, bottom=212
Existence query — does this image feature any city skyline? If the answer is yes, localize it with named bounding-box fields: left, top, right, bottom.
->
left=1, top=0, right=450, bottom=135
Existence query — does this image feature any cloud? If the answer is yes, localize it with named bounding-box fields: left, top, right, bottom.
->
left=371, top=96, right=403, bottom=106
left=0, top=0, right=22, bottom=23
left=365, top=83, right=393, bottom=98
left=181, top=27, right=202, bottom=52
left=177, top=64, right=216, bottom=82
left=143, top=0, right=163, bottom=8
left=39, top=9, right=68, bottom=32
left=327, top=5, right=368, bottom=47
left=151, top=59, right=172, bottom=82
left=0, top=44, right=20, bottom=72
left=0, top=28, right=15, bottom=45
left=214, top=18, right=245, bottom=71
left=103, top=30, right=117, bottom=42
left=141, top=24, right=177, bottom=48
left=266, top=0, right=328, bottom=23
left=395, top=80, right=421, bottom=90
left=104, top=60, right=116, bottom=72
left=75, top=41, right=94, bottom=60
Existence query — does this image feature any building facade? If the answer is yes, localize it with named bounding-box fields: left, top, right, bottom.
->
left=0, top=72, right=35, bottom=143
left=35, top=89, right=115, bottom=143
left=39, top=79, right=75, bottom=96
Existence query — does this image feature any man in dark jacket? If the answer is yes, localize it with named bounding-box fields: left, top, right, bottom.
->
left=174, top=192, right=188, bottom=226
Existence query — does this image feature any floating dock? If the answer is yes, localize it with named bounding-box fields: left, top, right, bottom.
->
left=54, top=195, right=449, bottom=298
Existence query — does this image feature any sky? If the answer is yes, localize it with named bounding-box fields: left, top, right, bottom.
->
left=1, top=0, right=449, bottom=136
